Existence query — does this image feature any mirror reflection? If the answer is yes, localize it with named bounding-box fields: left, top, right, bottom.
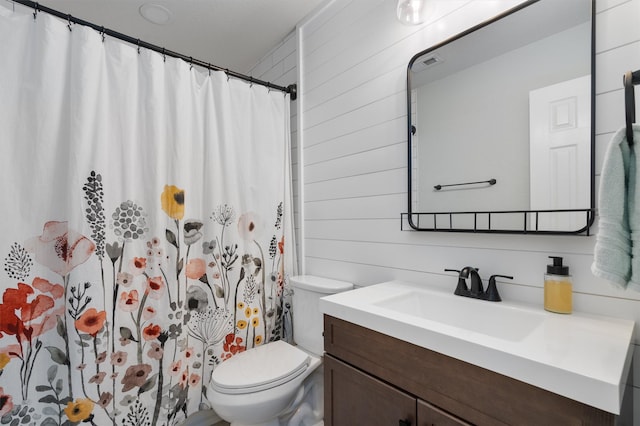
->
left=408, top=0, right=594, bottom=233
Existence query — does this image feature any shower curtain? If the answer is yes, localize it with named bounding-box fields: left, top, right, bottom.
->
left=0, top=4, right=296, bottom=425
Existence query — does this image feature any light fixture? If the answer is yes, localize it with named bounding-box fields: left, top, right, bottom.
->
left=396, top=0, right=427, bottom=26
left=139, top=3, right=172, bottom=25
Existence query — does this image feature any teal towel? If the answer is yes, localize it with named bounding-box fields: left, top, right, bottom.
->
left=628, top=125, right=640, bottom=291
left=591, top=125, right=639, bottom=288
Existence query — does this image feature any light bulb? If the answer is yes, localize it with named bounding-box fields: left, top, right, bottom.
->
left=396, top=0, right=427, bottom=26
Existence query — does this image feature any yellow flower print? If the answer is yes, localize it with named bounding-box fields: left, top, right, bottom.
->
left=252, top=307, right=259, bottom=315
left=251, top=317, right=260, bottom=328
left=160, top=185, right=185, bottom=220
left=255, top=335, right=263, bottom=345
left=237, top=302, right=245, bottom=310
left=237, top=320, right=247, bottom=330
left=244, top=307, right=252, bottom=318
left=0, top=353, right=9, bottom=370
left=64, top=398, right=94, bottom=422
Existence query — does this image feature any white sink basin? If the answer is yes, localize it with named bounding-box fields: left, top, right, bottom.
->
left=373, top=289, right=542, bottom=341
left=319, top=280, right=635, bottom=415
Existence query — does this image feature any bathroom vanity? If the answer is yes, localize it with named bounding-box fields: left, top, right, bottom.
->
left=320, top=281, right=634, bottom=425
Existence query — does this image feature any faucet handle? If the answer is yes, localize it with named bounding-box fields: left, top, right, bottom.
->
left=445, top=268, right=468, bottom=296
left=485, top=274, right=513, bottom=302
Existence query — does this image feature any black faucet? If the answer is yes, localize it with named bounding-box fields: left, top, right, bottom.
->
left=444, top=268, right=513, bottom=302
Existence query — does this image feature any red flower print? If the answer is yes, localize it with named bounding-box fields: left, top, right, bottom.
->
left=169, top=360, right=182, bottom=376
left=75, top=308, right=106, bottom=337
left=110, top=351, right=127, bottom=366
left=142, top=324, right=162, bottom=341
left=189, top=373, right=200, bottom=387
left=116, top=272, right=133, bottom=287
left=145, top=276, right=164, bottom=300
left=237, top=212, right=261, bottom=241
left=0, top=284, right=51, bottom=337
left=179, top=368, right=189, bottom=388
left=98, top=392, right=113, bottom=408
left=147, top=342, right=163, bottom=360
left=142, top=306, right=156, bottom=320
left=118, top=290, right=139, bottom=312
left=120, top=363, right=152, bottom=392
left=278, top=236, right=284, bottom=254
left=184, top=347, right=194, bottom=359
left=111, top=351, right=127, bottom=367
left=222, top=333, right=246, bottom=360
left=95, top=351, right=107, bottom=363
left=0, top=278, right=64, bottom=342
left=273, top=272, right=284, bottom=297
left=129, top=257, right=147, bottom=276
left=89, top=372, right=106, bottom=384
left=24, top=221, right=95, bottom=276
left=0, top=387, right=13, bottom=417
left=32, top=277, right=64, bottom=298
left=185, top=258, right=206, bottom=280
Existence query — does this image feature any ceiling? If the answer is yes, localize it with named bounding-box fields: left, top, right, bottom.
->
left=32, top=0, right=327, bottom=73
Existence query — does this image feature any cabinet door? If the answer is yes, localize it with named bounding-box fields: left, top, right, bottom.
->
left=418, top=400, right=471, bottom=426
left=325, top=355, right=416, bottom=426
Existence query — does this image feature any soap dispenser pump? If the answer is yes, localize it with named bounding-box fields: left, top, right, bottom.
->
left=544, top=256, right=572, bottom=314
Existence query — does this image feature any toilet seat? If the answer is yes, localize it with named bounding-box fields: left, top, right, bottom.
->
left=211, top=340, right=310, bottom=395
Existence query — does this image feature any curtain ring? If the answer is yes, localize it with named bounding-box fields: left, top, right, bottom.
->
left=189, top=57, right=193, bottom=70
left=137, top=39, right=141, bottom=54
left=208, top=63, right=211, bottom=76
left=100, top=26, right=105, bottom=43
left=225, top=69, right=230, bottom=81
left=32, top=3, right=38, bottom=20
left=67, top=14, right=72, bottom=31
left=249, top=77, right=253, bottom=88
left=162, top=48, right=166, bottom=62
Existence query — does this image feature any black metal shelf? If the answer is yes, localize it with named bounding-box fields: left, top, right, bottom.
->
left=401, top=208, right=595, bottom=235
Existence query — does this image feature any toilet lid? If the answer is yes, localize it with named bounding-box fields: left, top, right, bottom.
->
left=211, top=340, right=310, bottom=395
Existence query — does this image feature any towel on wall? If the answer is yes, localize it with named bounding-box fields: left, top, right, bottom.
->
left=628, top=125, right=640, bottom=290
left=591, top=124, right=640, bottom=290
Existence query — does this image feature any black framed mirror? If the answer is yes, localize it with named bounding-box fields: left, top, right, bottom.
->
left=405, top=0, right=595, bottom=234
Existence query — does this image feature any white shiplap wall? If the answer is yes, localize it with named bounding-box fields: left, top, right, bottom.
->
left=297, top=0, right=640, bottom=419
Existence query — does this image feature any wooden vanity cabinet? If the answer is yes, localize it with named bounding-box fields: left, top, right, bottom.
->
left=324, top=355, right=417, bottom=425
left=323, top=315, right=615, bottom=426
left=325, top=354, right=469, bottom=426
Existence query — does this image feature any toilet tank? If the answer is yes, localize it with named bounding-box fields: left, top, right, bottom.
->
left=291, top=275, right=353, bottom=356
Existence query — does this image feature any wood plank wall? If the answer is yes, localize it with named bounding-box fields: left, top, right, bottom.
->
left=254, top=0, right=640, bottom=418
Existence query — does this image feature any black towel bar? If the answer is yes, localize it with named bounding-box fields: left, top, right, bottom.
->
left=434, top=178, right=496, bottom=191
left=624, top=70, right=640, bottom=146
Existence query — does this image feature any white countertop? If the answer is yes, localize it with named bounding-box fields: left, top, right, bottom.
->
left=319, top=280, right=635, bottom=414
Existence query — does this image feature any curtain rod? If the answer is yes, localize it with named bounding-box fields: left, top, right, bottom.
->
left=10, top=0, right=298, bottom=101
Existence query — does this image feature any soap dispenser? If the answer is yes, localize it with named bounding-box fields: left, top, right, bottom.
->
left=544, top=256, right=572, bottom=314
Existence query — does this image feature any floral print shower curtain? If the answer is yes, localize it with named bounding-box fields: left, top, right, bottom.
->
left=0, top=4, right=296, bottom=425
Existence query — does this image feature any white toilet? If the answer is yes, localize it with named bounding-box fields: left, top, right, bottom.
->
left=207, top=275, right=353, bottom=426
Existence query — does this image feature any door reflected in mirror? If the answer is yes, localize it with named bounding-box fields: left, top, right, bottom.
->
left=407, top=0, right=594, bottom=234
